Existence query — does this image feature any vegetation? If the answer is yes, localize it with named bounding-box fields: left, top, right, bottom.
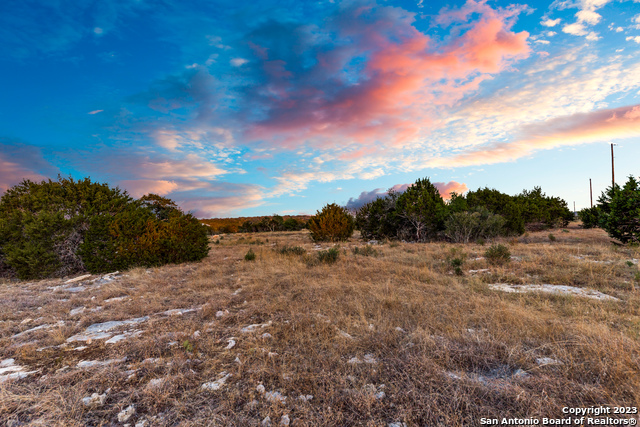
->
left=308, top=203, right=355, bottom=242
left=578, top=205, right=601, bottom=229
left=599, top=177, right=640, bottom=244
left=484, top=243, right=511, bottom=265
left=0, top=176, right=209, bottom=279
left=355, top=178, right=573, bottom=242
left=200, top=215, right=310, bottom=234
left=2, top=226, right=639, bottom=426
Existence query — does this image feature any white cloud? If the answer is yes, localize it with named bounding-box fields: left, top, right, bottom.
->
left=585, top=32, right=600, bottom=41
left=88, top=109, right=103, bottom=115
left=230, top=58, right=248, bottom=67
left=627, top=36, right=640, bottom=43
left=576, top=10, right=601, bottom=25
left=547, top=31, right=557, bottom=36
left=535, top=40, right=551, bottom=44
left=93, top=27, right=103, bottom=35
left=563, top=22, right=588, bottom=36
left=615, top=27, right=624, bottom=32
left=542, top=18, right=561, bottom=27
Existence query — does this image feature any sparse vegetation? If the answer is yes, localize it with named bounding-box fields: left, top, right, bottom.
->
left=317, top=246, right=340, bottom=264
left=352, top=245, right=379, bottom=257
left=244, top=248, right=256, bottom=261
left=1, top=225, right=639, bottom=426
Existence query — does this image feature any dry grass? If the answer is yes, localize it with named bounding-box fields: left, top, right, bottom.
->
left=1, top=224, right=639, bottom=426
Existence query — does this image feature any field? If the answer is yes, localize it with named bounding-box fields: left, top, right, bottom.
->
left=1, top=224, right=639, bottom=426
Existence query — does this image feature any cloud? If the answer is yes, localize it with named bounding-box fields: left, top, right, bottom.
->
left=88, top=109, right=104, bottom=115
left=0, top=139, right=58, bottom=194
left=230, top=58, right=249, bottom=67
left=576, top=10, right=601, bottom=25
left=627, top=36, right=640, bottom=43
left=345, top=181, right=468, bottom=209
left=541, top=18, right=561, bottom=27
left=118, top=180, right=179, bottom=198
left=429, top=104, right=640, bottom=167
left=240, top=0, right=530, bottom=150
left=563, top=22, right=588, bottom=36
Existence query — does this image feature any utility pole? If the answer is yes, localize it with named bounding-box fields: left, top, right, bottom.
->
left=611, top=143, right=616, bottom=188
left=589, top=178, right=593, bottom=208
left=573, top=201, right=576, bottom=215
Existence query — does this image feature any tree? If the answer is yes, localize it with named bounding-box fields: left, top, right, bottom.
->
left=394, top=178, right=447, bottom=241
left=308, top=203, right=355, bottom=242
left=600, top=176, right=640, bottom=244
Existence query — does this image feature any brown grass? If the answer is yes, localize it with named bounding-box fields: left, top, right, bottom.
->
left=1, top=223, right=639, bottom=426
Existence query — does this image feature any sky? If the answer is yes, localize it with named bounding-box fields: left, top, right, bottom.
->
left=1, top=0, right=639, bottom=218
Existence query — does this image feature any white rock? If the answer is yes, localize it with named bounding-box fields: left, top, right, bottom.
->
left=261, top=333, right=272, bottom=339
left=375, top=391, right=386, bottom=399
left=20, top=318, right=33, bottom=324
left=104, top=296, right=129, bottom=303
left=77, top=358, right=126, bottom=369
left=347, top=357, right=362, bottom=364
left=261, top=416, right=272, bottom=426
left=264, top=390, right=286, bottom=403
left=256, top=384, right=266, bottom=394
left=280, top=414, right=290, bottom=426
left=117, top=405, right=136, bottom=422
left=488, top=283, right=619, bottom=301
left=394, top=327, right=405, bottom=333
left=215, top=310, right=229, bottom=318
left=135, top=420, right=148, bottom=427
left=163, top=308, right=197, bottom=316
left=536, top=357, right=563, bottom=366
left=363, top=354, right=377, bottom=364
left=193, top=330, right=201, bottom=339
left=225, top=339, right=236, bottom=349
left=389, top=423, right=408, bottom=427
left=82, top=391, right=108, bottom=407
left=147, top=378, right=165, bottom=389
left=268, top=352, right=278, bottom=358
left=241, top=321, right=272, bottom=333
left=201, top=372, right=232, bottom=391
left=69, top=307, right=85, bottom=316
left=65, top=274, right=92, bottom=284
left=298, top=394, right=313, bottom=402
left=105, top=334, right=128, bottom=344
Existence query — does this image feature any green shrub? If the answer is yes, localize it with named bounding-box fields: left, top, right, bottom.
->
left=444, top=207, right=506, bottom=243
left=308, top=203, right=355, bottom=242
left=484, top=244, right=511, bottom=265
left=0, top=177, right=209, bottom=279
left=352, top=245, right=379, bottom=257
left=277, top=245, right=306, bottom=256
left=599, top=177, right=640, bottom=244
left=244, top=248, right=256, bottom=261
left=578, top=206, right=601, bottom=228
left=548, top=233, right=556, bottom=242
left=317, top=247, right=340, bottom=264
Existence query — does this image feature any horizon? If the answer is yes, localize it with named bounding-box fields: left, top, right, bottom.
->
left=1, top=0, right=639, bottom=218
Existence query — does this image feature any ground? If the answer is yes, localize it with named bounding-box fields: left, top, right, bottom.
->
left=1, top=224, right=639, bottom=426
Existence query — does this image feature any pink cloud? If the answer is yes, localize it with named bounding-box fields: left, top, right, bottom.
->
left=244, top=1, right=529, bottom=152
left=119, top=179, right=179, bottom=198
left=346, top=180, right=468, bottom=209
left=0, top=143, right=57, bottom=195
left=431, top=103, right=640, bottom=167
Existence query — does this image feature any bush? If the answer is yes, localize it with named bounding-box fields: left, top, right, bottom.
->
left=308, top=203, right=355, bottom=242
left=548, top=233, right=556, bottom=242
left=352, top=245, right=379, bottom=257
left=277, top=245, right=306, bottom=256
left=600, top=176, right=640, bottom=244
left=484, top=244, right=511, bottom=265
left=394, top=178, right=447, bottom=242
left=444, top=207, right=506, bottom=243
left=0, top=177, right=210, bottom=279
left=317, top=247, right=340, bottom=264
left=244, top=248, right=256, bottom=261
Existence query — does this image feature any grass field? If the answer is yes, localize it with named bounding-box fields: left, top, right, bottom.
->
left=1, top=224, right=639, bottom=426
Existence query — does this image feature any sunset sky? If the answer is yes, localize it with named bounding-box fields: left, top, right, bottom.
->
left=1, top=0, right=639, bottom=217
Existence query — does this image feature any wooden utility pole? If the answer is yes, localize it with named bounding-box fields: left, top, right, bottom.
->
left=589, top=178, right=593, bottom=208
left=611, top=143, right=615, bottom=188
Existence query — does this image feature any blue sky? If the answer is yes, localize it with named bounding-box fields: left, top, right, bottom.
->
left=1, top=0, right=639, bottom=217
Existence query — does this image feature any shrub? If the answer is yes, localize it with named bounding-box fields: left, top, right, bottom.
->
left=352, top=245, right=379, bottom=257
left=548, top=233, right=556, bottom=242
left=0, top=177, right=210, bottom=279
left=599, top=177, right=640, bottom=244
left=317, top=247, right=340, bottom=264
left=444, top=207, right=506, bottom=243
left=244, top=248, right=256, bottom=261
left=308, top=203, right=355, bottom=242
left=394, top=178, right=447, bottom=242
left=277, top=245, right=306, bottom=256
left=484, top=244, right=511, bottom=265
